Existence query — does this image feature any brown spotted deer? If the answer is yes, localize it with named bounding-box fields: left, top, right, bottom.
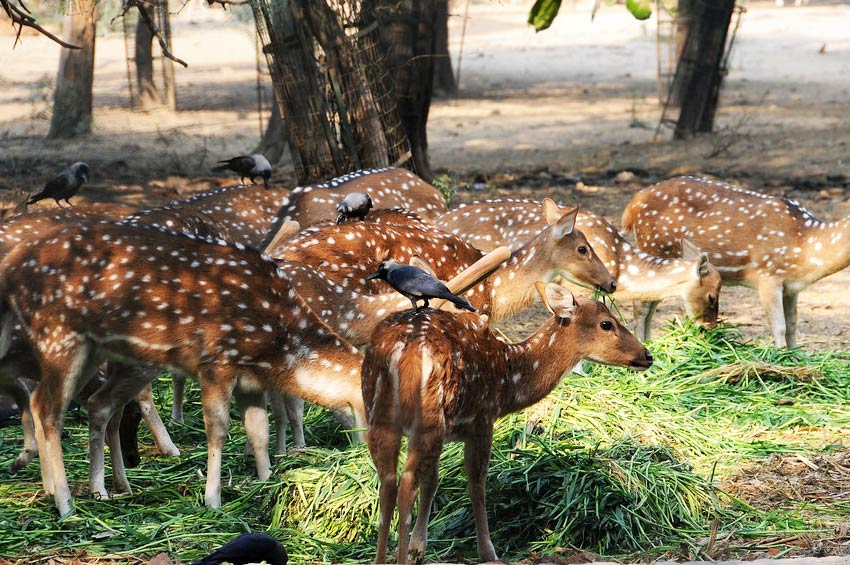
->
left=0, top=204, right=179, bottom=472
left=362, top=282, right=653, bottom=564
left=260, top=167, right=448, bottom=249
left=621, top=176, right=850, bottom=348
left=436, top=198, right=722, bottom=340
left=275, top=207, right=617, bottom=320
left=0, top=221, right=366, bottom=514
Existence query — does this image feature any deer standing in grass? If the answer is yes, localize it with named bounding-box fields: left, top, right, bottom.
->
left=0, top=204, right=179, bottom=472
left=362, top=282, right=653, bottom=564
left=276, top=207, right=617, bottom=319
left=436, top=198, right=722, bottom=340
left=260, top=167, right=447, bottom=249
left=621, top=176, right=850, bottom=347
left=0, top=221, right=366, bottom=514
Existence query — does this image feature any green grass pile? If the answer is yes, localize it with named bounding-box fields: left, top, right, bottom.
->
left=1, top=320, right=849, bottom=563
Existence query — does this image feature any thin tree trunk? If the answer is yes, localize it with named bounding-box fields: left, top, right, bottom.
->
left=673, top=0, right=734, bottom=139
left=47, top=1, right=97, bottom=139
left=135, top=2, right=161, bottom=109
left=667, top=0, right=693, bottom=108
left=253, top=101, right=288, bottom=164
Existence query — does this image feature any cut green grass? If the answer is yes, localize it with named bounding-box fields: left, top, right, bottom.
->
left=1, top=320, right=849, bottom=563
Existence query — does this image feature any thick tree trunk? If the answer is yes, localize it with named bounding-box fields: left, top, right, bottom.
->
left=432, top=0, right=456, bottom=96
left=135, top=2, right=161, bottom=109
left=672, top=0, right=734, bottom=139
left=667, top=0, right=693, bottom=108
left=47, top=2, right=97, bottom=139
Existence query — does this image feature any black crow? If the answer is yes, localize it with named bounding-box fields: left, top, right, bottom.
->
left=212, top=154, right=272, bottom=188
left=366, top=260, right=476, bottom=312
left=192, top=533, right=287, bottom=565
left=28, top=162, right=89, bottom=207
left=336, top=192, right=372, bottom=223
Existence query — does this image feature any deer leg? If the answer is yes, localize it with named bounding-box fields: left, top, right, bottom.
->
left=782, top=291, right=799, bottom=349
left=367, top=422, right=401, bottom=565
left=171, top=373, right=186, bottom=423
left=758, top=281, right=787, bottom=347
left=408, top=433, right=443, bottom=562
left=464, top=429, right=498, bottom=563
left=235, top=388, right=272, bottom=481
left=632, top=300, right=659, bottom=342
left=270, top=392, right=304, bottom=454
left=135, top=379, right=180, bottom=456
left=397, top=429, right=443, bottom=564
left=2, top=377, right=38, bottom=472
left=199, top=373, right=233, bottom=509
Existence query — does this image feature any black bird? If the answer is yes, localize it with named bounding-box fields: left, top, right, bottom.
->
left=192, top=533, right=288, bottom=565
left=27, top=161, right=89, bottom=207
left=366, top=260, right=476, bottom=312
left=212, top=154, right=272, bottom=188
left=336, top=192, right=372, bottom=223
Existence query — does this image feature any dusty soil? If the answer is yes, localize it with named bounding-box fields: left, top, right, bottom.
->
left=1, top=0, right=850, bottom=561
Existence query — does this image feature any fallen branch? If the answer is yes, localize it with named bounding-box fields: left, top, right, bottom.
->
left=111, top=0, right=188, bottom=68
left=205, top=0, right=250, bottom=7
left=1, top=0, right=81, bottom=49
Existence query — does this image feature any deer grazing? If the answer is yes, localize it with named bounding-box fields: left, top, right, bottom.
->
left=260, top=167, right=448, bottom=249
left=362, top=282, right=653, bottom=564
left=621, top=176, right=850, bottom=347
left=276, top=207, right=617, bottom=320
left=0, top=221, right=366, bottom=514
left=436, top=198, right=722, bottom=339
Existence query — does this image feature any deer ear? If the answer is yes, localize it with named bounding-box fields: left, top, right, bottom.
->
left=535, top=281, right=577, bottom=319
left=262, top=220, right=301, bottom=255
left=542, top=198, right=563, bottom=225
left=408, top=255, right=436, bottom=277
left=375, top=248, right=390, bottom=262
left=681, top=238, right=700, bottom=260
left=550, top=206, right=579, bottom=241
left=697, top=253, right=712, bottom=278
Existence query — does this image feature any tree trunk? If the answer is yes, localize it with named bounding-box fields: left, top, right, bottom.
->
left=432, top=0, right=456, bottom=96
left=135, top=2, right=161, bottom=109
left=372, top=0, right=438, bottom=181
left=47, top=2, right=97, bottom=139
left=672, top=0, right=734, bottom=139
left=253, top=101, right=288, bottom=164
left=667, top=0, right=694, bottom=108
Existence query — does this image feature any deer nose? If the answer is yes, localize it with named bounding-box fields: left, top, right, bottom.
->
left=609, top=280, right=617, bottom=292
left=644, top=350, right=653, bottom=364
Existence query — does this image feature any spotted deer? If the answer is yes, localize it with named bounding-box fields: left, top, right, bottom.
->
left=363, top=282, right=653, bottom=564
left=0, top=221, right=366, bottom=514
left=0, top=204, right=179, bottom=472
left=621, top=176, right=850, bottom=347
left=276, top=208, right=617, bottom=320
left=436, top=198, right=722, bottom=339
left=260, top=167, right=448, bottom=249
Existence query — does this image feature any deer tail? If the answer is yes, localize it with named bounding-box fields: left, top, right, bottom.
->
left=620, top=200, right=639, bottom=234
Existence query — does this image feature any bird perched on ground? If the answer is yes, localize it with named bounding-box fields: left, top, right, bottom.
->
left=336, top=191, right=373, bottom=223
left=27, top=162, right=89, bottom=207
left=366, top=260, right=476, bottom=312
left=192, top=532, right=288, bottom=565
left=212, top=154, right=272, bottom=188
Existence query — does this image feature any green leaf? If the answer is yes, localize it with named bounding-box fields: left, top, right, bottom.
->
left=528, top=0, right=562, bottom=32
left=626, top=0, right=652, bottom=20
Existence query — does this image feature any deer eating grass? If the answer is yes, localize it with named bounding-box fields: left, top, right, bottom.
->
left=436, top=198, right=722, bottom=339
left=362, top=282, right=653, bottom=563
left=0, top=221, right=366, bottom=514
left=621, top=176, right=850, bottom=347
left=277, top=207, right=617, bottom=320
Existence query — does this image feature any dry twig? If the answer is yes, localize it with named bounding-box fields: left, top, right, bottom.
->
left=1, top=0, right=81, bottom=49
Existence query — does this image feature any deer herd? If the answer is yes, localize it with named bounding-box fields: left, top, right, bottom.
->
left=0, top=167, right=843, bottom=563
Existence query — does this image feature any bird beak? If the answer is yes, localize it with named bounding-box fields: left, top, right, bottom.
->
left=366, top=271, right=381, bottom=281
left=336, top=214, right=344, bottom=224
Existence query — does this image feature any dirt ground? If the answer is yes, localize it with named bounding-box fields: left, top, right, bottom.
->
left=1, top=0, right=850, bottom=560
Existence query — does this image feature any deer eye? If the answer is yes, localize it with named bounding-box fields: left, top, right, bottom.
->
left=578, top=245, right=588, bottom=255
left=600, top=320, right=614, bottom=331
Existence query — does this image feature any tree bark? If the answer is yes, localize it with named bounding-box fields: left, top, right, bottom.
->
left=253, top=101, right=288, bottom=164
left=135, top=2, right=161, bottom=109
left=47, top=1, right=97, bottom=139
left=432, top=0, right=456, bottom=96
left=672, top=0, right=735, bottom=139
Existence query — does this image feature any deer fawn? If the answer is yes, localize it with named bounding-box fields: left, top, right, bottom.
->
left=363, top=282, right=653, bottom=563
left=0, top=221, right=366, bottom=514
left=261, top=167, right=447, bottom=249
left=277, top=207, right=617, bottom=319
left=621, top=176, right=849, bottom=347
left=436, top=198, right=722, bottom=340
